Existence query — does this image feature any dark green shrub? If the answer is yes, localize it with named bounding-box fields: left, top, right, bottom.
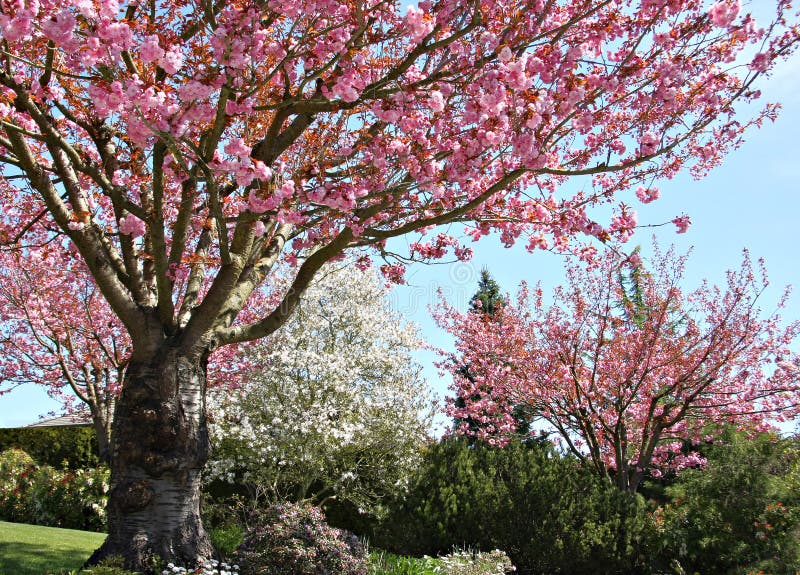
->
left=76, top=556, right=134, bottom=574
left=202, top=492, right=251, bottom=561
left=209, top=523, right=245, bottom=560
left=374, top=437, right=653, bottom=575
left=0, top=448, right=109, bottom=531
left=652, top=429, right=800, bottom=575
left=234, top=502, right=368, bottom=575
left=0, top=426, right=100, bottom=469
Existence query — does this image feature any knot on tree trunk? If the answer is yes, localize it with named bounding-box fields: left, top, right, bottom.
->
left=113, top=479, right=155, bottom=512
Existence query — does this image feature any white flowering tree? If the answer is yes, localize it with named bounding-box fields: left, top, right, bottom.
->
left=206, top=263, right=434, bottom=514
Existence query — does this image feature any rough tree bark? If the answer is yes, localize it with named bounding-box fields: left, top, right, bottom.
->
left=92, top=415, right=112, bottom=466
left=88, top=345, right=213, bottom=571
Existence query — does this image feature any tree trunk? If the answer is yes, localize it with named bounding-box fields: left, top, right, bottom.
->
left=87, top=346, right=213, bottom=573
left=92, top=410, right=112, bottom=465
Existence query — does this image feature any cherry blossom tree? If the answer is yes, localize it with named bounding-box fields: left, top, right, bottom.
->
left=0, top=247, right=126, bottom=462
left=435, top=244, right=800, bottom=493
left=206, top=262, right=433, bottom=515
left=0, top=0, right=798, bottom=568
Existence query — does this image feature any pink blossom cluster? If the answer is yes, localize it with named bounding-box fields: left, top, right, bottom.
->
left=709, top=0, right=741, bottom=28
left=608, top=206, right=638, bottom=243
left=635, top=186, right=660, bottom=204
left=118, top=213, right=146, bottom=237
left=139, top=35, right=184, bottom=75
left=672, top=214, right=691, bottom=233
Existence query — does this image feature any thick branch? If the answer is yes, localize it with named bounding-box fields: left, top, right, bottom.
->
left=216, top=227, right=354, bottom=345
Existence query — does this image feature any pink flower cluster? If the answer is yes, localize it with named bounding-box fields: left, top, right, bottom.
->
left=635, top=187, right=660, bottom=204
left=118, top=213, right=146, bottom=237
left=672, top=214, right=691, bottom=233
left=709, top=0, right=741, bottom=28
left=405, top=6, right=433, bottom=44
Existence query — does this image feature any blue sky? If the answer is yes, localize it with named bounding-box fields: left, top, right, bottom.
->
left=1, top=9, right=799, bottom=429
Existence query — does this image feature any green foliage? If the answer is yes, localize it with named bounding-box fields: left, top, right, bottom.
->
left=234, top=502, right=369, bottom=575
left=0, top=446, right=35, bottom=470
left=367, top=550, right=514, bottom=575
left=209, top=523, right=245, bottom=560
left=0, top=447, right=36, bottom=493
left=368, top=551, right=440, bottom=575
left=651, top=429, right=800, bottom=575
left=0, top=450, right=109, bottom=531
left=75, top=556, right=133, bottom=574
left=0, top=426, right=100, bottom=469
left=469, top=269, right=506, bottom=318
left=616, top=247, right=649, bottom=328
left=374, top=438, right=653, bottom=574
left=0, top=520, right=106, bottom=575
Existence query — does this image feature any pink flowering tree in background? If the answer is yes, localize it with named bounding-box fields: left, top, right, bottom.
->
left=435, top=243, right=800, bottom=494
left=0, top=247, right=127, bottom=462
left=0, top=0, right=798, bottom=568
left=0, top=244, right=248, bottom=464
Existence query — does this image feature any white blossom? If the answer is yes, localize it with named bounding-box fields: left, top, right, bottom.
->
left=207, top=262, right=435, bottom=513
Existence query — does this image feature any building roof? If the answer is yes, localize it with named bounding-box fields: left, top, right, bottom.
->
left=25, top=413, right=92, bottom=428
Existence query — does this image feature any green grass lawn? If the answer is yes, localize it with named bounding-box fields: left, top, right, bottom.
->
left=0, top=521, right=106, bottom=575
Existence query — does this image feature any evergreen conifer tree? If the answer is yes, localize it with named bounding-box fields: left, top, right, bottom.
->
left=453, top=269, right=533, bottom=438
left=469, top=269, right=506, bottom=317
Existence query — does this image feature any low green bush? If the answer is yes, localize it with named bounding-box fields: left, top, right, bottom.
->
left=367, top=549, right=514, bottom=575
left=208, top=524, right=245, bottom=561
left=0, top=448, right=109, bottom=531
left=234, top=502, right=368, bottom=575
left=651, top=429, right=800, bottom=575
left=0, top=446, right=35, bottom=472
left=375, top=437, right=653, bottom=575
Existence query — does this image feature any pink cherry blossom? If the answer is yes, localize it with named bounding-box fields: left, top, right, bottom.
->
left=159, top=45, right=184, bottom=75
left=223, top=138, right=251, bottom=158
left=405, top=6, right=433, bottom=44
left=118, top=213, right=146, bottom=237
left=635, top=186, right=660, bottom=204
left=140, top=35, right=164, bottom=64
left=42, top=11, right=76, bottom=45
left=709, top=0, right=741, bottom=28
left=639, top=131, right=660, bottom=156
left=750, top=52, right=770, bottom=73
left=248, top=190, right=274, bottom=213
left=672, top=214, right=691, bottom=233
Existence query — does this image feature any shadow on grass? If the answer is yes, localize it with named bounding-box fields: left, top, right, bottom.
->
left=0, top=539, right=89, bottom=575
